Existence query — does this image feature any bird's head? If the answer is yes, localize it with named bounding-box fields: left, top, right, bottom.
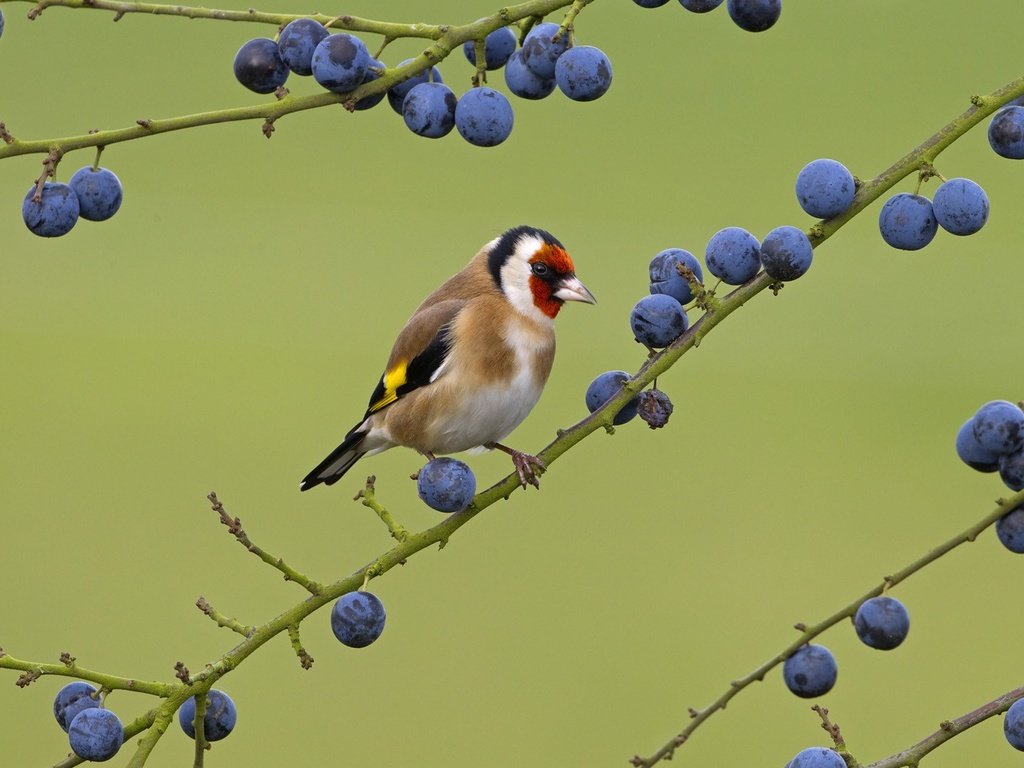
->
left=487, top=225, right=596, bottom=322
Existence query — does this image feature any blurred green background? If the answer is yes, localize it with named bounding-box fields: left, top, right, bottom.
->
left=2, top=1, right=1023, bottom=766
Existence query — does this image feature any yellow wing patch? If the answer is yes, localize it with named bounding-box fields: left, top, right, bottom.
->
left=368, top=360, right=408, bottom=413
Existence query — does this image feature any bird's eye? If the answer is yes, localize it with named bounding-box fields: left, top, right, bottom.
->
left=531, top=262, right=550, bottom=277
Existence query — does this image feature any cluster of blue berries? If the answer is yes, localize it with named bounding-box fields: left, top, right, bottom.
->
left=877, top=176, right=989, bottom=251
left=955, top=399, right=1024, bottom=552
left=233, top=19, right=612, bottom=148
left=633, top=0, right=782, bottom=32
left=52, top=681, right=237, bottom=761
left=22, top=166, right=124, bottom=238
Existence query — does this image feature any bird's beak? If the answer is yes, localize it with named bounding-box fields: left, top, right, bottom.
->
left=554, top=275, right=597, bottom=305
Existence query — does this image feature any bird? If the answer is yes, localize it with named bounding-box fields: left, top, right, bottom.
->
left=300, top=225, right=596, bottom=492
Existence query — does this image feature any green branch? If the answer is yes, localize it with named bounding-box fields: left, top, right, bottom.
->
left=0, top=0, right=584, bottom=161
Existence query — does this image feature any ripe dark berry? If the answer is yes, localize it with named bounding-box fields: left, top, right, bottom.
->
left=555, top=46, right=613, bottom=102
left=0, top=10, right=5, bottom=38
left=22, top=182, right=79, bottom=237
left=932, top=178, right=989, bottom=235
left=638, top=389, right=673, bottom=429
left=759, top=225, right=813, bottom=281
left=726, top=0, right=781, bottom=32
left=69, top=166, right=123, bottom=222
left=1005, top=698, right=1024, bottom=750
left=705, top=226, right=761, bottom=284
left=354, top=58, right=386, bottom=111
left=417, top=457, right=476, bottom=512
left=455, top=87, right=514, bottom=147
left=786, top=747, right=845, bottom=768
left=387, top=59, right=444, bottom=114
left=972, top=400, right=1024, bottom=455
left=277, top=18, right=329, bottom=76
left=631, top=294, right=689, bottom=348
left=955, top=418, right=1000, bottom=472
left=988, top=106, right=1024, bottom=160
left=649, top=248, right=703, bottom=305
left=69, top=708, right=124, bottom=762
left=634, top=0, right=671, bottom=6
left=585, top=371, right=639, bottom=425
left=504, top=50, right=556, bottom=100
left=782, top=644, right=837, bottom=698
left=331, top=591, right=387, bottom=648
left=178, top=689, right=237, bottom=741
left=462, top=27, right=517, bottom=70
left=853, top=596, right=910, bottom=650
left=878, top=193, right=937, bottom=250
left=996, top=506, right=1024, bottom=553
left=403, top=82, right=457, bottom=138
left=521, top=21, right=571, bottom=80
left=999, top=449, right=1024, bottom=492
left=311, top=33, right=370, bottom=93
left=54, top=682, right=100, bottom=732
left=795, top=158, right=855, bottom=219
left=233, top=38, right=289, bottom=94
left=679, top=0, right=724, bottom=11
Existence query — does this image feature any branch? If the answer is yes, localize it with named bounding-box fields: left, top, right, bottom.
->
left=0, top=0, right=582, bottom=159
left=630, top=486, right=1024, bottom=767
left=0, top=649, right=171, bottom=696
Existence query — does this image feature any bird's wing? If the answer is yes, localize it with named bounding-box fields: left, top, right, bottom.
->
left=364, top=299, right=464, bottom=417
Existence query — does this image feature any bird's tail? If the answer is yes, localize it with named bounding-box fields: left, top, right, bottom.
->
left=300, top=423, right=371, bottom=491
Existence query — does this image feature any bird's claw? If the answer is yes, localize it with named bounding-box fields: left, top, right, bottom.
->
left=510, top=451, right=545, bottom=488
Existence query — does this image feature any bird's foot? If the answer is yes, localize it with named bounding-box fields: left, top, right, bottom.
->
left=486, top=442, right=546, bottom=488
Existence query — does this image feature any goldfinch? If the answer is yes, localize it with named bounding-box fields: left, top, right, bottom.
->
left=300, top=225, right=595, bottom=491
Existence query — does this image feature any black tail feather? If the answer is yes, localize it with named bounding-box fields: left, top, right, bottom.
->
left=299, top=425, right=368, bottom=491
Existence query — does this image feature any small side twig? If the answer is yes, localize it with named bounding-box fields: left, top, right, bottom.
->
left=287, top=624, right=314, bottom=670
left=208, top=492, right=323, bottom=595
left=355, top=476, right=410, bottom=542
left=195, top=597, right=255, bottom=637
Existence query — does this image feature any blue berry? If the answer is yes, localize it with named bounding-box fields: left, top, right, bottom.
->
left=354, top=58, right=386, bottom=111
left=403, top=82, right=457, bottom=138
left=455, top=87, right=514, bottom=147
left=783, top=644, right=837, bottom=698
left=277, top=18, right=329, bottom=76
left=311, top=33, right=370, bottom=93
left=462, top=27, right=517, bottom=70
left=878, top=193, right=937, bottom=250
left=233, top=38, right=289, bottom=94
left=504, top=50, right=556, bottom=100
left=555, top=46, right=612, bottom=102
left=679, top=0, right=724, bottom=10
left=179, top=690, right=237, bottom=741
left=634, top=0, right=671, bottom=6
left=786, top=747, right=845, bottom=768
left=1000, top=449, right=1024, bottom=492
left=22, top=182, right=79, bottom=237
left=54, top=682, right=100, bottom=732
left=996, top=507, right=1024, bottom=553
left=331, top=591, right=387, bottom=648
left=705, top=226, right=761, bottom=284
left=417, top=457, right=476, bottom=512
left=759, top=225, right=813, bottom=281
left=387, top=59, right=444, bottom=114
left=972, top=400, right=1024, bottom=455
left=69, top=166, right=123, bottom=222
left=521, top=22, right=571, bottom=80
left=795, top=158, right=855, bottom=219
left=956, top=418, right=1000, bottom=472
left=854, top=596, right=910, bottom=650
left=0, top=10, right=5, bottom=39
left=649, top=248, right=703, bottom=305
left=932, top=177, right=989, bottom=236
left=988, top=106, right=1024, bottom=160
left=631, top=294, right=689, bottom=348
left=1006, top=698, right=1024, bottom=750
left=585, top=371, right=639, bottom=425
left=726, top=0, right=781, bottom=32
left=69, top=708, right=123, bottom=762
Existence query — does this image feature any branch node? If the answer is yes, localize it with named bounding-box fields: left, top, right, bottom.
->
left=174, top=662, right=191, bottom=683
left=137, top=119, right=153, bottom=129
left=16, top=669, right=41, bottom=687
left=0, top=123, right=14, bottom=144
left=59, top=652, right=76, bottom=667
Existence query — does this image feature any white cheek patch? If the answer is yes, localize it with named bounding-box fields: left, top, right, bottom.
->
left=499, top=234, right=556, bottom=324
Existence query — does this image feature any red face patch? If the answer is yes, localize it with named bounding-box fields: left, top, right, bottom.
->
left=528, top=244, right=575, bottom=318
